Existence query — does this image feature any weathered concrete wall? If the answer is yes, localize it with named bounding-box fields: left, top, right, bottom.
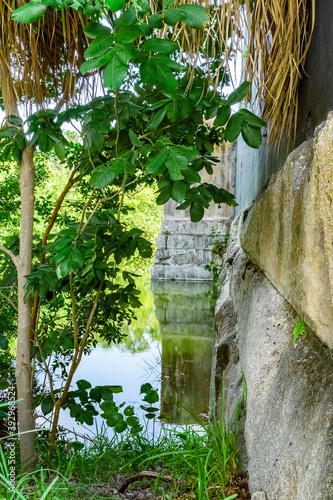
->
left=235, top=0, right=333, bottom=214
left=296, top=0, right=333, bottom=145
left=151, top=143, right=235, bottom=280
left=212, top=216, right=333, bottom=500
left=240, top=113, right=333, bottom=350
left=234, top=133, right=288, bottom=216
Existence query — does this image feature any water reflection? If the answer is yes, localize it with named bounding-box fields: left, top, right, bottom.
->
left=98, top=276, right=161, bottom=354
left=53, top=278, right=216, bottom=434
left=151, top=281, right=215, bottom=425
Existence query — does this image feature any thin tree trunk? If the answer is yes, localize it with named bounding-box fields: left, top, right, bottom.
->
left=16, top=146, right=37, bottom=472
left=49, top=283, right=103, bottom=448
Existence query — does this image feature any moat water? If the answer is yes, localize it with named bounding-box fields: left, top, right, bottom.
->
left=55, top=277, right=216, bottom=437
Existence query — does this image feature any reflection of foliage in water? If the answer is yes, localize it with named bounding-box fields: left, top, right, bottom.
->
left=98, top=275, right=161, bottom=354
left=121, top=186, right=163, bottom=274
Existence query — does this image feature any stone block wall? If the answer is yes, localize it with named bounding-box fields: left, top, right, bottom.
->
left=151, top=219, right=230, bottom=280
left=151, top=143, right=235, bottom=281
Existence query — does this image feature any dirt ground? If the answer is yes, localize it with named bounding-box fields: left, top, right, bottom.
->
left=81, top=473, right=251, bottom=499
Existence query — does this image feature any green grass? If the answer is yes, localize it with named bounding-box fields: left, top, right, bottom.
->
left=0, top=387, right=246, bottom=500
left=0, top=422, right=241, bottom=499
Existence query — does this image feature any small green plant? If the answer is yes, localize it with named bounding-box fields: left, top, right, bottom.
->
left=205, top=260, right=220, bottom=286
left=212, top=230, right=230, bottom=258
left=205, top=228, right=230, bottom=299
left=292, top=318, right=306, bottom=343
left=1, top=387, right=245, bottom=499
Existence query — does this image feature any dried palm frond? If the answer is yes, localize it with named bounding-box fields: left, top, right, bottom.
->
left=1, top=0, right=315, bottom=146
left=151, top=0, right=315, bottom=148
left=244, top=0, right=315, bottom=146
left=0, top=0, right=92, bottom=114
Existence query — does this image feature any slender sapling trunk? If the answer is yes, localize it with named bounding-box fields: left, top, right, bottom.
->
left=16, top=146, right=37, bottom=471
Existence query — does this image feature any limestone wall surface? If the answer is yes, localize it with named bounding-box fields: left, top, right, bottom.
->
left=212, top=216, right=333, bottom=500
left=240, top=113, right=333, bottom=350
left=212, top=113, right=333, bottom=499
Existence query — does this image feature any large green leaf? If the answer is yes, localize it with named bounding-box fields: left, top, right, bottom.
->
left=241, top=123, right=263, bottom=149
left=77, top=380, right=92, bottom=391
left=165, top=152, right=186, bottom=181
left=0, top=127, right=18, bottom=138
left=156, top=186, right=171, bottom=205
left=224, top=113, right=243, bottom=142
left=68, top=247, right=85, bottom=269
left=152, top=55, right=186, bottom=71
left=153, top=60, right=178, bottom=91
left=132, top=0, right=150, bottom=14
left=115, top=26, right=143, bottom=43
left=114, top=5, right=137, bottom=28
left=165, top=100, right=179, bottom=122
left=214, top=104, right=231, bottom=127
left=90, top=163, right=117, bottom=188
left=190, top=201, right=204, bottom=222
left=113, top=43, right=134, bottom=65
left=105, top=0, right=126, bottom=12
left=103, top=56, right=128, bottom=89
left=0, top=335, right=8, bottom=351
left=238, top=109, right=267, bottom=128
left=170, top=145, right=199, bottom=162
left=181, top=166, right=201, bottom=184
left=149, top=13, right=164, bottom=28
left=114, top=420, right=127, bottom=433
left=41, top=395, right=54, bottom=416
left=90, top=156, right=132, bottom=187
left=148, top=98, right=172, bottom=110
left=139, top=59, right=157, bottom=85
left=42, top=0, right=59, bottom=8
left=54, top=142, right=66, bottom=161
left=80, top=51, right=113, bottom=75
left=171, top=181, right=189, bottom=203
left=146, top=107, right=166, bottom=131
left=12, top=1, right=47, bottom=23
left=146, top=148, right=169, bottom=175
left=137, top=237, right=152, bottom=258
left=15, top=131, right=26, bottom=150
left=142, top=38, right=178, bottom=54
left=209, top=185, right=238, bottom=207
left=128, top=129, right=142, bottom=147
left=178, top=4, right=208, bottom=29
left=164, top=7, right=186, bottom=26
left=84, top=1, right=102, bottom=16
left=7, top=115, right=23, bottom=126
left=84, top=34, right=114, bottom=59
left=84, top=22, right=111, bottom=39
left=227, top=81, right=250, bottom=105
left=38, top=130, right=50, bottom=152
left=107, top=385, right=123, bottom=393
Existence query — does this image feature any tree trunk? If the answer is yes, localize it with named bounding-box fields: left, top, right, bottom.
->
left=16, top=147, right=37, bottom=472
